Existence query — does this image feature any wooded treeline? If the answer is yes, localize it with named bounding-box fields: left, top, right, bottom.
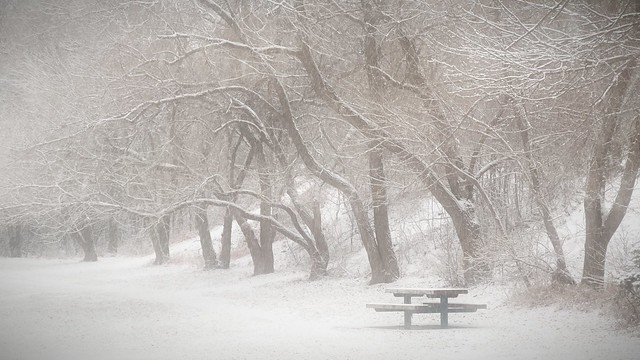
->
left=0, top=0, right=638, bottom=287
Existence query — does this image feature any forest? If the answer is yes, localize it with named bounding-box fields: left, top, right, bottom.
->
left=1, top=0, right=639, bottom=292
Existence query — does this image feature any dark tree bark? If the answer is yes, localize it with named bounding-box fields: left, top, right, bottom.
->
left=195, top=204, right=217, bottom=269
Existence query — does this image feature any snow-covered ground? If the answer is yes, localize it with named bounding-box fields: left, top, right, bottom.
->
left=3, top=186, right=640, bottom=360
left=1, top=256, right=639, bottom=360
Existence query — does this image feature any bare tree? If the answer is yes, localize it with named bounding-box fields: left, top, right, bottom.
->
left=582, top=59, right=640, bottom=287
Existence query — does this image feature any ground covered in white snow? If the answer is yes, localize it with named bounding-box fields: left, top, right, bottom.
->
left=1, top=257, right=639, bottom=360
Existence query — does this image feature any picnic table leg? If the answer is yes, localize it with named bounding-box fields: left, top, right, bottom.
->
left=440, top=296, right=448, bottom=328
left=403, top=295, right=412, bottom=328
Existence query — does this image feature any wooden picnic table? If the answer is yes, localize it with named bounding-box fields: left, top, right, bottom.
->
left=367, top=287, right=486, bottom=328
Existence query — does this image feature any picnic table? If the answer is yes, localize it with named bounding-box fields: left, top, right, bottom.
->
left=366, top=287, right=487, bottom=328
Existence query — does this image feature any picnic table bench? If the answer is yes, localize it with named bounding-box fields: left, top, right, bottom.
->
left=366, top=288, right=487, bottom=328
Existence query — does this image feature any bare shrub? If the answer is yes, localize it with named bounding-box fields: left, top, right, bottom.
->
left=510, top=283, right=615, bottom=312
left=612, top=250, right=640, bottom=328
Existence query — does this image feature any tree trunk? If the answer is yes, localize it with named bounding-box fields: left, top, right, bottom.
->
left=449, top=209, right=487, bottom=285
left=309, top=250, right=327, bottom=280
left=196, top=1, right=388, bottom=283
left=297, top=40, right=488, bottom=284
left=219, top=207, right=233, bottom=269
left=581, top=58, right=639, bottom=288
left=220, top=132, right=255, bottom=270
left=268, top=105, right=330, bottom=279
left=199, top=0, right=396, bottom=283
left=369, top=146, right=400, bottom=280
left=582, top=201, right=608, bottom=287
left=106, top=217, right=120, bottom=255
left=349, top=196, right=388, bottom=283
left=232, top=128, right=276, bottom=276
left=195, top=205, right=217, bottom=269
left=311, top=198, right=329, bottom=275
left=398, top=28, right=504, bottom=285
left=8, top=224, right=22, bottom=258
left=159, top=215, right=171, bottom=260
left=361, top=2, right=400, bottom=281
left=269, top=73, right=389, bottom=284
left=150, top=215, right=171, bottom=265
left=74, top=224, right=97, bottom=262
left=582, top=118, right=640, bottom=287
left=232, top=209, right=266, bottom=275
left=258, top=171, right=275, bottom=274
left=285, top=188, right=330, bottom=280
left=515, top=105, right=574, bottom=285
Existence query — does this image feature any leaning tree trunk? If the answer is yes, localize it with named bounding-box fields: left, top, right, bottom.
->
left=195, top=205, right=217, bottom=269
left=231, top=208, right=267, bottom=275
left=286, top=186, right=330, bottom=279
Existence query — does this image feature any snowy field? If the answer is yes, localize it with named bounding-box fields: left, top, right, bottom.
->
left=1, top=256, right=639, bottom=360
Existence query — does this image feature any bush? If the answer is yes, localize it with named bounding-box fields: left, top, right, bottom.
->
left=614, top=250, right=640, bottom=327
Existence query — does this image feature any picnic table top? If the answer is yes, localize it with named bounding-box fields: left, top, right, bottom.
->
left=385, top=288, right=469, bottom=297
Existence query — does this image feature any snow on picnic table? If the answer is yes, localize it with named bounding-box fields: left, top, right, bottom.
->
left=0, top=257, right=638, bottom=360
